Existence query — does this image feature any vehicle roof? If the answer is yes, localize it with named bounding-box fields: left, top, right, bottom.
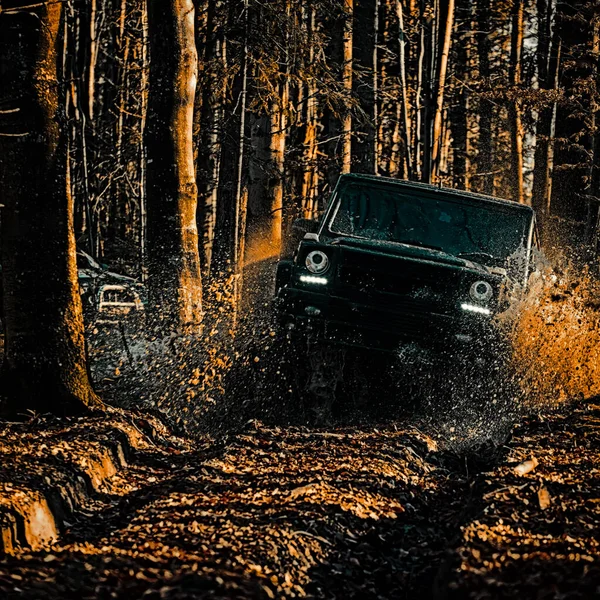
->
left=337, top=173, right=535, bottom=215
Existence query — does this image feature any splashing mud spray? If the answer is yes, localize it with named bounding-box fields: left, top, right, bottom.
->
left=88, top=249, right=600, bottom=450
left=510, top=262, right=600, bottom=408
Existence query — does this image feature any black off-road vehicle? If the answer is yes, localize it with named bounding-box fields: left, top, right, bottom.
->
left=275, top=174, right=536, bottom=376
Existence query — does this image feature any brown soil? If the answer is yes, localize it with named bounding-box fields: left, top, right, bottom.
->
left=0, top=402, right=599, bottom=599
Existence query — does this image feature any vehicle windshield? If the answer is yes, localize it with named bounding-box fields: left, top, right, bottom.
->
left=329, top=183, right=531, bottom=264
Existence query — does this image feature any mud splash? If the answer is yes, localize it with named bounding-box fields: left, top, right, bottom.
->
left=88, top=250, right=600, bottom=449
left=510, top=262, right=600, bottom=408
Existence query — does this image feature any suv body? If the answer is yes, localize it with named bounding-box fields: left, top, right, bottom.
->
left=275, top=174, right=536, bottom=355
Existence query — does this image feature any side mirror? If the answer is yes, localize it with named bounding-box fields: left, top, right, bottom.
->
left=282, top=218, right=320, bottom=259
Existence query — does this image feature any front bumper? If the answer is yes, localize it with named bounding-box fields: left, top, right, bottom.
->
left=275, top=285, right=498, bottom=354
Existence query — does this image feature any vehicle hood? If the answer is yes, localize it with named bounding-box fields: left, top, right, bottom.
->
left=328, top=236, right=487, bottom=272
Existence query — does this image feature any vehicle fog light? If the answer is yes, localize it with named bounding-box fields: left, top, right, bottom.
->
left=470, top=280, right=493, bottom=302
left=299, top=275, right=328, bottom=285
left=305, top=306, right=321, bottom=316
left=461, top=303, right=491, bottom=316
left=305, top=250, right=330, bottom=274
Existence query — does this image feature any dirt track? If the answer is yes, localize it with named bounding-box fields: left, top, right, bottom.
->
left=1, top=399, right=599, bottom=599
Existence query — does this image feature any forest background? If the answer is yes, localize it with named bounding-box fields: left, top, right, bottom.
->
left=0, top=0, right=599, bottom=414
left=46, top=0, right=600, bottom=270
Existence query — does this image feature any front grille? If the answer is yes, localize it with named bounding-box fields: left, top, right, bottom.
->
left=336, top=249, right=462, bottom=314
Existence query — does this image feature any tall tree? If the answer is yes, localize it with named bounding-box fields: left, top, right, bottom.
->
left=342, top=0, right=354, bottom=173
left=475, top=0, right=494, bottom=194
left=508, top=0, right=525, bottom=203
left=196, top=0, right=227, bottom=276
left=264, top=1, right=290, bottom=257
left=550, top=0, right=597, bottom=237
left=532, top=0, right=560, bottom=235
left=431, top=0, right=455, bottom=182
left=0, top=1, right=101, bottom=415
left=396, top=0, right=413, bottom=179
left=353, top=0, right=377, bottom=173
left=145, top=0, right=203, bottom=330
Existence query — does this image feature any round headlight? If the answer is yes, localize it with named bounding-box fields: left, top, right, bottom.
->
left=305, top=250, right=330, bottom=274
left=470, top=280, right=493, bottom=302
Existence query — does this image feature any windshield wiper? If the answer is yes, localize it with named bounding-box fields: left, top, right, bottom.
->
left=399, top=239, right=444, bottom=252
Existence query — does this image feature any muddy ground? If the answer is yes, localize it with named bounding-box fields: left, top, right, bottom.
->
left=2, top=264, right=600, bottom=597
left=0, top=398, right=598, bottom=599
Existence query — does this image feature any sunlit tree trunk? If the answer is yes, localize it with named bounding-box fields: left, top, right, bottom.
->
left=266, top=94, right=287, bottom=255
left=341, top=0, right=353, bottom=173
left=508, top=0, right=525, bottom=203
left=88, top=0, right=98, bottom=122
left=431, top=0, right=455, bottom=182
left=145, top=0, right=203, bottom=330
left=301, top=4, right=319, bottom=218
left=0, top=1, right=101, bottom=415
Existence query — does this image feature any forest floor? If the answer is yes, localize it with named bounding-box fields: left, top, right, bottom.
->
left=0, top=398, right=599, bottom=599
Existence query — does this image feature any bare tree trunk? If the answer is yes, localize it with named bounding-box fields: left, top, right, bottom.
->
left=353, top=0, right=377, bottom=173
left=0, top=1, right=101, bottom=415
left=65, top=1, right=95, bottom=255
left=476, top=0, right=493, bottom=194
left=140, top=0, right=149, bottom=282
left=585, top=19, right=600, bottom=251
left=233, top=0, right=249, bottom=272
left=414, top=1, right=426, bottom=179
left=508, top=0, right=525, bottom=203
left=88, top=0, right=98, bottom=122
left=302, top=4, right=319, bottom=218
left=532, top=0, right=559, bottom=236
left=373, top=0, right=380, bottom=174
left=420, top=0, right=434, bottom=182
left=196, top=0, right=226, bottom=276
left=549, top=0, right=594, bottom=237
left=212, top=0, right=250, bottom=285
left=146, top=0, right=203, bottom=330
left=266, top=93, right=287, bottom=255
left=450, top=4, right=468, bottom=189
left=431, top=0, right=455, bottom=182
left=341, top=0, right=353, bottom=173
left=396, top=0, right=413, bottom=178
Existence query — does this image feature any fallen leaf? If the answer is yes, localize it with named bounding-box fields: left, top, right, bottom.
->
left=538, top=485, right=551, bottom=510
left=514, top=456, right=538, bottom=476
